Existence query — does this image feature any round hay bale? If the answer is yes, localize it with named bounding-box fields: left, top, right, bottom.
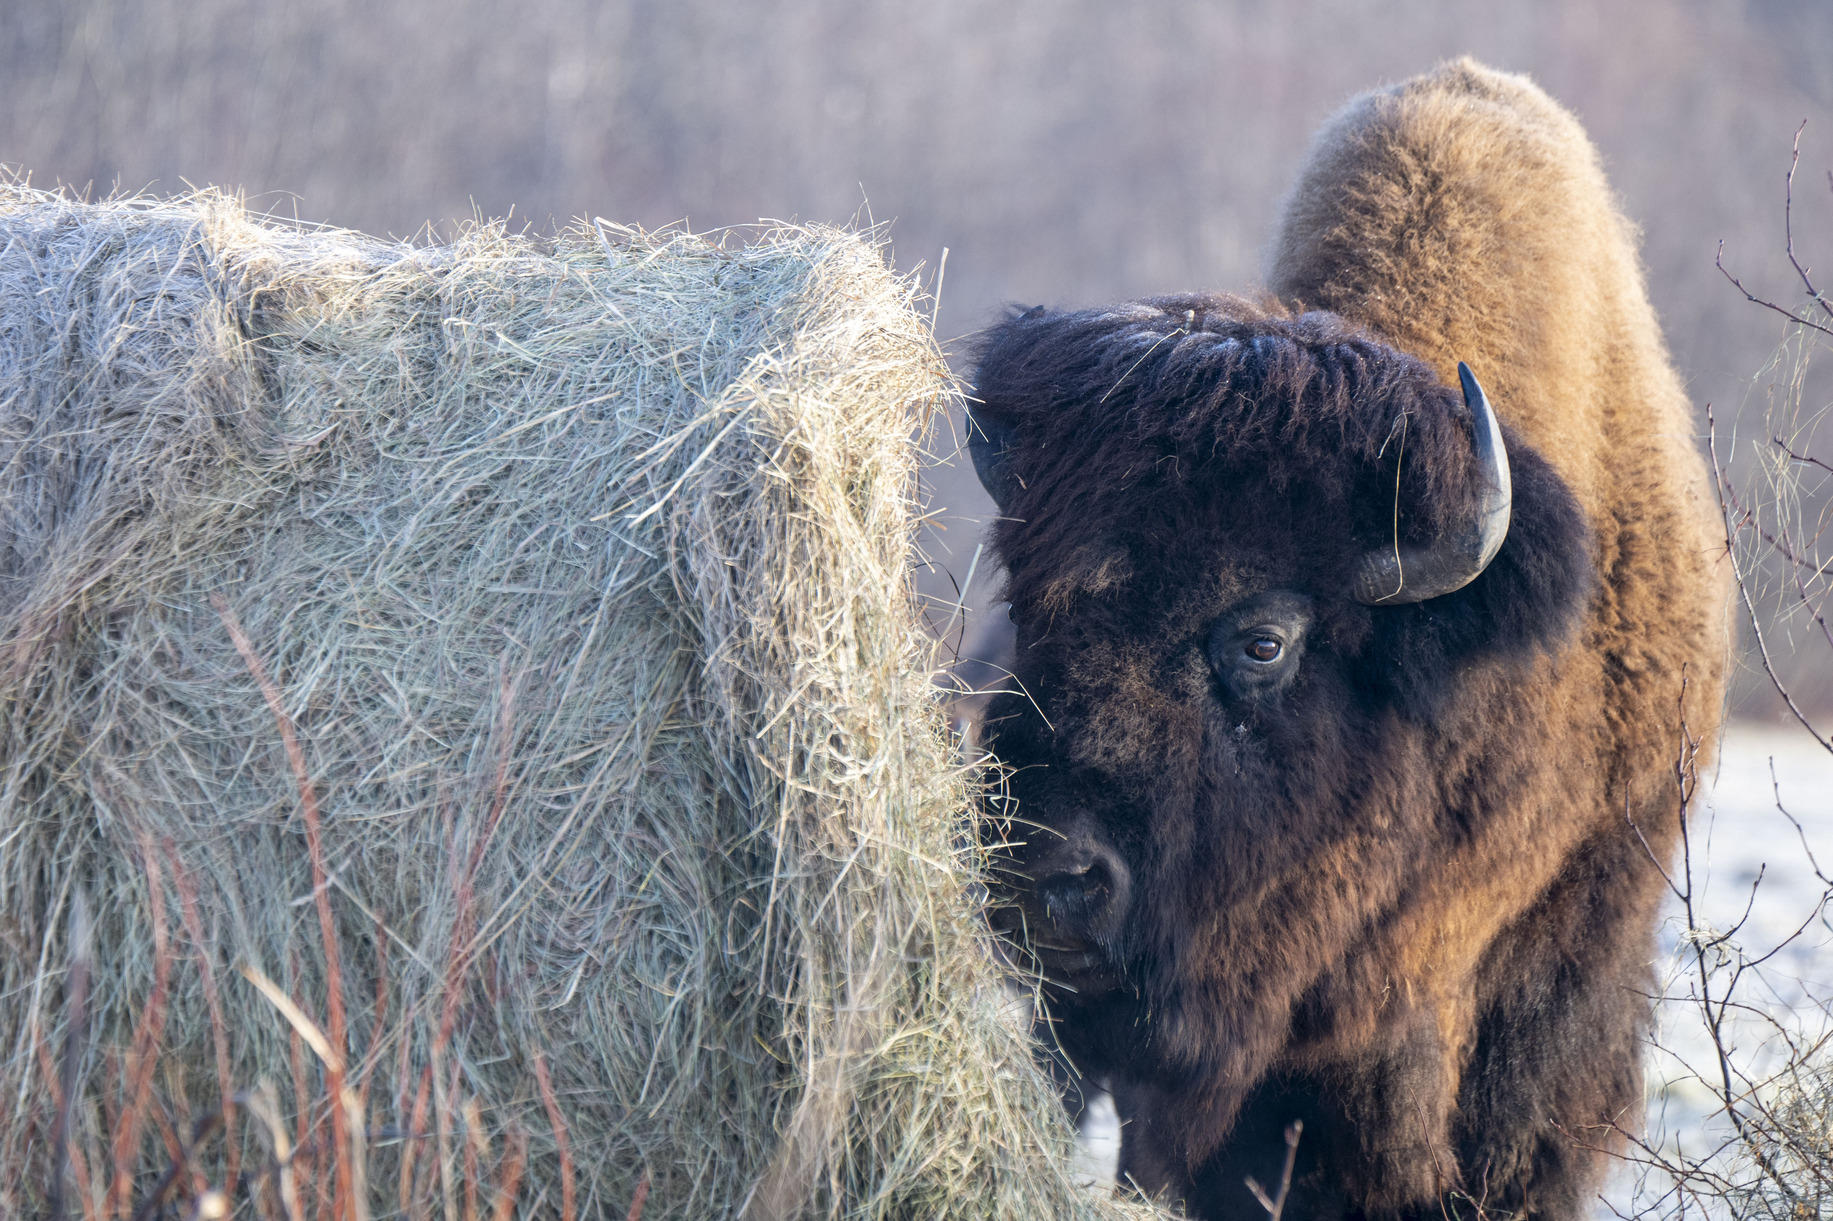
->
left=0, top=180, right=1172, bottom=1219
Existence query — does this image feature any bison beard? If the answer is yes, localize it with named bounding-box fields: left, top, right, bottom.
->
left=968, top=61, right=1726, bottom=1221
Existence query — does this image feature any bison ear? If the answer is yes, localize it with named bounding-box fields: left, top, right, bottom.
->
left=967, top=406, right=1019, bottom=512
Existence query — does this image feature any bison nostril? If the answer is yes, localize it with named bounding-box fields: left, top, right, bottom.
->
left=1036, top=846, right=1131, bottom=932
left=1065, top=857, right=1112, bottom=899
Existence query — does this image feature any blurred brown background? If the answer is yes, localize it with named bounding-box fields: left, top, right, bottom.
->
left=5, top=0, right=1833, bottom=714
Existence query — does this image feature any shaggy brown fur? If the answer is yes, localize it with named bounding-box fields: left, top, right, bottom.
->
left=968, top=61, right=1727, bottom=1220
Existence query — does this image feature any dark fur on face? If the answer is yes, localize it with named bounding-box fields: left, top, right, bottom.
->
left=971, top=295, right=1593, bottom=711
left=970, top=294, right=1602, bottom=1215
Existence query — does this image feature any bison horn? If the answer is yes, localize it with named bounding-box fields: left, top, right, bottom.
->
left=1350, top=362, right=1512, bottom=605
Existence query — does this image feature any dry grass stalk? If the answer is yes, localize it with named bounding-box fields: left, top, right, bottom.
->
left=167, top=845, right=240, bottom=1200
left=626, top=1172, right=652, bottom=1221
left=242, top=1081, right=304, bottom=1221
left=399, top=1066, right=433, bottom=1217
left=107, top=841, right=171, bottom=1219
left=488, top=1128, right=526, bottom=1221
left=34, top=1017, right=98, bottom=1221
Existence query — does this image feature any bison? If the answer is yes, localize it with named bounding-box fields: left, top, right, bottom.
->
left=966, top=60, right=1727, bottom=1219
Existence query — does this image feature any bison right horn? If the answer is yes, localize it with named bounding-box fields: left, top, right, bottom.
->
left=1350, top=362, right=1512, bottom=605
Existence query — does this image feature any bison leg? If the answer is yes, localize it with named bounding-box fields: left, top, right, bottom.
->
left=1453, top=828, right=1653, bottom=1218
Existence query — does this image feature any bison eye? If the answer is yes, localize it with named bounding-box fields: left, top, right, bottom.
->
left=1245, top=638, right=1282, bottom=663
left=1207, top=591, right=1313, bottom=701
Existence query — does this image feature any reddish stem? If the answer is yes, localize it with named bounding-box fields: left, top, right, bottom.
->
left=532, top=1053, right=575, bottom=1221
left=212, top=593, right=352, bottom=1221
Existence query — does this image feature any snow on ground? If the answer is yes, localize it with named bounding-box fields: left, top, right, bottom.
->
left=1603, top=722, right=1833, bottom=1217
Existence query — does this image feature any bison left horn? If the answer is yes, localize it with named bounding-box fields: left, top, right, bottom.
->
left=1350, top=362, right=1512, bottom=605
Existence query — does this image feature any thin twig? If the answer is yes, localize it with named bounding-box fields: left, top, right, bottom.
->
left=1244, top=1120, right=1302, bottom=1220
left=1709, top=408, right=1833, bottom=754
left=1773, top=433, right=1833, bottom=477
left=1785, top=121, right=1833, bottom=327
left=1717, top=241, right=1833, bottom=339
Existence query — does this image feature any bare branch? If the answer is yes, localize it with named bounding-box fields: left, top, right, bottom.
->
left=1771, top=758, right=1833, bottom=886
left=1718, top=240, right=1833, bottom=339
left=1774, top=433, right=1833, bottom=477
left=1245, top=1121, right=1302, bottom=1221
left=1786, top=121, right=1833, bottom=327
left=1709, top=407, right=1833, bottom=755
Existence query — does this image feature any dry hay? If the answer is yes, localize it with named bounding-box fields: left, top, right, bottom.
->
left=0, top=179, right=1170, bottom=1219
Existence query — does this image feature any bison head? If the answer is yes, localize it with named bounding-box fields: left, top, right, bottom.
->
left=966, top=296, right=1594, bottom=1168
